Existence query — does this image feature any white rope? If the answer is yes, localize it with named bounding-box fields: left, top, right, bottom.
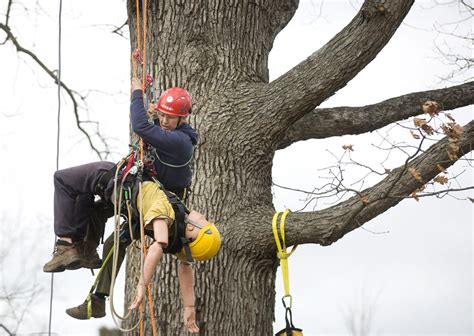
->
left=108, top=161, right=142, bottom=332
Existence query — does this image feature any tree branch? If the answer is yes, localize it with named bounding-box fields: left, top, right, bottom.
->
left=280, top=120, right=473, bottom=247
left=262, top=0, right=414, bottom=135
left=277, top=81, right=474, bottom=148
left=0, top=324, right=13, bottom=336
left=0, top=22, right=106, bottom=159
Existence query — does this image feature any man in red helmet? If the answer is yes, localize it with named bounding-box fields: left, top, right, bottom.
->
left=43, top=78, right=208, bottom=332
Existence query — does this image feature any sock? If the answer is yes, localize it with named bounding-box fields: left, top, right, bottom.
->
left=56, top=239, right=73, bottom=246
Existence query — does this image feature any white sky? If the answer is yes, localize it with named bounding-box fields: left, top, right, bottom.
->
left=0, top=1, right=472, bottom=335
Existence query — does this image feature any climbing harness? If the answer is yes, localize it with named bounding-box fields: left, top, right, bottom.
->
left=80, top=144, right=193, bottom=334
left=272, top=210, right=303, bottom=336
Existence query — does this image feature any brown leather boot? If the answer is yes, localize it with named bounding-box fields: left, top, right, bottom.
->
left=66, top=294, right=106, bottom=320
left=43, top=240, right=81, bottom=272
left=74, top=240, right=102, bottom=269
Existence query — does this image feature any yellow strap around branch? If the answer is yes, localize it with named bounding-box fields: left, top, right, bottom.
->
left=272, top=209, right=298, bottom=303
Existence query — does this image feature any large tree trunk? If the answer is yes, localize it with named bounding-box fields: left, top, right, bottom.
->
left=121, top=0, right=473, bottom=334
left=124, top=1, right=294, bottom=333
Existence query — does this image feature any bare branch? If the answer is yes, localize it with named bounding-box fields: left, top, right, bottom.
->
left=0, top=22, right=106, bottom=159
left=262, top=0, right=414, bottom=136
left=5, top=0, right=13, bottom=27
left=112, top=20, right=128, bottom=37
left=277, top=82, right=474, bottom=149
left=277, top=120, right=473, bottom=247
left=0, top=324, right=13, bottom=336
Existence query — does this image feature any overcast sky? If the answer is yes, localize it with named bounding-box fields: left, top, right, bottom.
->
left=0, top=1, right=472, bottom=335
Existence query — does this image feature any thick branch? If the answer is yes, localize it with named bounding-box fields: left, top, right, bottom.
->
left=280, top=120, right=473, bottom=247
left=0, top=22, right=104, bottom=158
left=263, top=0, right=414, bottom=133
left=278, top=81, right=474, bottom=149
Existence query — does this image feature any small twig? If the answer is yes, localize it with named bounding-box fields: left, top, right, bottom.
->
left=0, top=324, right=13, bottom=336
left=389, top=186, right=474, bottom=199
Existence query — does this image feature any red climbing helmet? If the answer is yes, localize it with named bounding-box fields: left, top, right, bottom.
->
left=156, top=87, right=192, bottom=117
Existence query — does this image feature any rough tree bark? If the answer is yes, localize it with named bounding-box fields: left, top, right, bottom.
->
left=121, top=1, right=473, bottom=334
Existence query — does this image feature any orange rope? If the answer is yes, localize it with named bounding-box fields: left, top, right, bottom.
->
left=133, top=2, right=157, bottom=336
left=139, top=304, right=144, bottom=335
left=142, top=242, right=157, bottom=336
left=133, top=0, right=156, bottom=336
left=133, top=0, right=141, bottom=79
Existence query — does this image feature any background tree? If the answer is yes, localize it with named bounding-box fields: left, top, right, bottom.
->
left=119, top=0, right=473, bottom=334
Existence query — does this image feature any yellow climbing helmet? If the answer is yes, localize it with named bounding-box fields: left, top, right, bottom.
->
left=187, top=223, right=221, bottom=261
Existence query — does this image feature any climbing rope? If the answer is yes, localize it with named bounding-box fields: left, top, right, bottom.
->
left=138, top=181, right=158, bottom=336
left=105, top=0, right=158, bottom=333
left=48, top=0, right=63, bottom=334
left=131, top=0, right=160, bottom=334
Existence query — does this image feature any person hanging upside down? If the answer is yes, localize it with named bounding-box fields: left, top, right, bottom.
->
left=43, top=77, right=221, bottom=332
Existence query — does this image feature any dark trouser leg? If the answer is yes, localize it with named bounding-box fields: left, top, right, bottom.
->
left=95, top=232, right=129, bottom=296
left=54, top=161, right=115, bottom=241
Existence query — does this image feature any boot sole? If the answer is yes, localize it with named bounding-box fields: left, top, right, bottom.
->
left=66, top=307, right=106, bottom=320
left=65, top=260, right=82, bottom=270
left=43, top=258, right=81, bottom=273
left=74, top=259, right=103, bottom=270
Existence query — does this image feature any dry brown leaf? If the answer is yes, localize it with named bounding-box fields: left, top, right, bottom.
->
left=450, top=123, right=464, bottom=137
left=448, top=142, right=460, bottom=161
left=410, top=185, right=426, bottom=202
left=422, top=100, right=442, bottom=117
left=408, top=167, right=423, bottom=183
left=436, top=164, right=447, bottom=173
left=445, top=113, right=455, bottom=122
left=360, top=195, right=369, bottom=204
left=421, top=123, right=434, bottom=136
left=443, top=123, right=464, bottom=140
left=413, top=117, right=427, bottom=128
left=342, top=144, right=354, bottom=151
left=410, top=130, right=421, bottom=139
left=433, top=175, right=448, bottom=185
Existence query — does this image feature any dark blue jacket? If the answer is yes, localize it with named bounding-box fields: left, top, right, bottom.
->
left=130, top=90, right=198, bottom=192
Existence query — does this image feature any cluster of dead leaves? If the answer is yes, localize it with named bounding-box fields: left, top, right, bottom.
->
left=442, top=122, right=464, bottom=160
left=408, top=164, right=451, bottom=201
left=422, top=100, right=442, bottom=117
left=413, top=117, right=435, bottom=136
left=410, top=100, right=464, bottom=161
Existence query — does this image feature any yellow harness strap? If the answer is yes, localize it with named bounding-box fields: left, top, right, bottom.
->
left=272, top=209, right=298, bottom=301
left=272, top=210, right=304, bottom=336
left=86, top=247, right=115, bottom=319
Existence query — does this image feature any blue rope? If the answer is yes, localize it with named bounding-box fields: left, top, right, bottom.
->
left=48, top=0, right=63, bottom=334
